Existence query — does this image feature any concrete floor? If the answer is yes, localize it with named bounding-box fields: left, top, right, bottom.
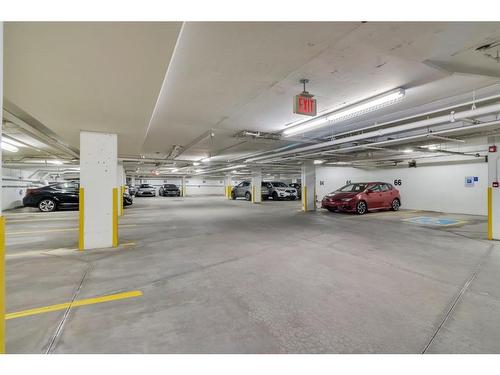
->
left=4, top=195, right=500, bottom=353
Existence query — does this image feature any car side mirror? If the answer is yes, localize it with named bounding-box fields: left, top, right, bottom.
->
left=366, top=189, right=373, bottom=194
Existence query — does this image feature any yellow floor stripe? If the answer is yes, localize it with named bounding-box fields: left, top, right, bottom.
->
left=8, top=224, right=137, bottom=236
left=6, top=290, right=143, bottom=320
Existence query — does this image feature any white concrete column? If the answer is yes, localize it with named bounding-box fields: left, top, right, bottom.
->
left=117, top=161, right=125, bottom=216
left=251, top=167, right=262, bottom=203
left=80, top=131, right=118, bottom=250
left=0, top=21, right=5, bottom=354
left=488, top=136, right=500, bottom=239
left=131, top=176, right=136, bottom=187
left=301, top=161, right=316, bottom=212
left=225, top=173, right=233, bottom=199
left=181, top=176, right=187, bottom=197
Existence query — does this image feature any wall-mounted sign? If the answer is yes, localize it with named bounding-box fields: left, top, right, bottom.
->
left=465, top=176, right=477, bottom=187
left=294, top=93, right=317, bottom=117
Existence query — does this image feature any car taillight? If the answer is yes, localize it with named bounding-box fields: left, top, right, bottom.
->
left=25, top=188, right=36, bottom=196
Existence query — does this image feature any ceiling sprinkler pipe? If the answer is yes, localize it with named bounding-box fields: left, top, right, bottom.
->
left=246, top=102, right=500, bottom=163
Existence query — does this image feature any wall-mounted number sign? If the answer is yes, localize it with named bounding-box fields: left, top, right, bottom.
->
left=294, top=94, right=317, bottom=116
left=394, top=179, right=402, bottom=186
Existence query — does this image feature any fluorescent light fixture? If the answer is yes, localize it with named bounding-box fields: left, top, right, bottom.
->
left=284, top=88, right=405, bottom=137
left=195, top=169, right=203, bottom=173
left=201, top=158, right=210, bottom=163
left=47, top=160, right=64, bottom=165
left=172, top=168, right=179, bottom=173
left=426, top=144, right=438, bottom=150
left=283, top=117, right=329, bottom=136
left=1, top=142, right=19, bottom=152
left=193, top=162, right=200, bottom=166
left=314, top=160, right=324, bottom=165
left=3, top=137, right=25, bottom=148
left=403, top=148, right=413, bottom=153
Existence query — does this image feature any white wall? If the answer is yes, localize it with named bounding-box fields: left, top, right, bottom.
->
left=1, top=168, right=41, bottom=210
left=136, top=177, right=225, bottom=196
left=316, top=162, right=487, bottom=215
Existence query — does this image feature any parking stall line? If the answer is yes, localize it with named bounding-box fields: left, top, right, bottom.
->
left=6, top=290, right=143, bottom=320
left=7, top=224, right=137, bottom=236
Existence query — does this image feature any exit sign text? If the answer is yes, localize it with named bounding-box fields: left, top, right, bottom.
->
left=294, top=94, right=317, bottom=116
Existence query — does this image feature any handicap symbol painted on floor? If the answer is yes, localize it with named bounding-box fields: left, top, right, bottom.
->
left=404, top=216, right=464, bottom=226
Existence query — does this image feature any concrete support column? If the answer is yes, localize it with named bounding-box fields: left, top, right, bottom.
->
left=301, top=161, right=316, bottom=212
left=181, top=176, right=187, bottom=197
left=117, top=162, right=125, bottom=216
left=225, top=173, right=233, bottom=199
left=251, top=168, right=262, bottom=203
left=488, top=136, right=500, bottom=240
left=131, top=176, right=136, bottom=187
left=0, top=22, right=5, bottom=354
left=80, top=131, right=118, bottom=250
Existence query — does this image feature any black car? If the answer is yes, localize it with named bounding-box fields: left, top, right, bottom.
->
left=159, top=184, right=181, bottom=197
left=23, top=182, right=133, bottom=212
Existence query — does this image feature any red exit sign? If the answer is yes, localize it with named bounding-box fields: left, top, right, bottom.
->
left=294, top=94, right=317, bottom=116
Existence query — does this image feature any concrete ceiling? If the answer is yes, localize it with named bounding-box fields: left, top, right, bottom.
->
left=3, top=22, right=500, bottom=170
left=3, top=22, right=182, bottom=156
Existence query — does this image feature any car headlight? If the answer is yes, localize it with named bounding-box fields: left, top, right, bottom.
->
left=341, top=198, right=352, bottom=202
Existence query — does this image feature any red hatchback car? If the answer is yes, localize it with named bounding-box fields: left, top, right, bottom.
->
left=321, top=182, right=401, bottom=215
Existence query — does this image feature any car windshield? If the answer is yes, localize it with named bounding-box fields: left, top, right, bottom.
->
left=140, top=184, right=153, bottom=188
left=271, top=182, right=288, bottom=187
left=164, top=184, right=176, bottom=188
left=336, top=183, right=368, bottom=193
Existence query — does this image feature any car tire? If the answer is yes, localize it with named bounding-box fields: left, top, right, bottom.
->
left=38, top=198, right=57, bottom=212
left=245, top=192, right=252, bottom=201
left=263, top=196, right=268, bottom=200
left=290, top=196, right=296, bottom=201
left=231, top=191, right=237, bottom=200
left=272, top=192, right=279, bottom=200
left=356, top=200, right=367, bottom=215
left=327, top=207, right=336, bottom=212
left=391, top=198, right=401, bottom=211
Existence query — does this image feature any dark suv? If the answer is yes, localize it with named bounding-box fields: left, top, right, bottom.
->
left=23, top=181, right=133, bottom=212
left=159, top=184, right=180, bottom=197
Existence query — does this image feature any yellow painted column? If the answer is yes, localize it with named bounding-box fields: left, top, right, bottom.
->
left=121, top=185, right=125, bottom=216
left=112, top=188, right=118, bottom=247
left=79, top=187, right=84, bottom=250
left=488, top=187, right=493, bottom=240
left=0, top=216, right=5, bottom=354
left=302, top=186, right=308, bottom=211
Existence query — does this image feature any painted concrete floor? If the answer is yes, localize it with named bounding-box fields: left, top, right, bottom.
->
left=4, top=196, right=500, bottom=353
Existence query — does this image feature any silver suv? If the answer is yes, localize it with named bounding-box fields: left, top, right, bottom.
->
left=231, top=181, right=270, bottom=201
left=265, top=181, right=298, bottom=200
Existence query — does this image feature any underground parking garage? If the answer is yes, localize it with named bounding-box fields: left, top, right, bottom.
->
left=3, top=19, right=500, bottom=358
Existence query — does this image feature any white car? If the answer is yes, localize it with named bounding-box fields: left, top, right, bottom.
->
left=135, top=184, right=156, bottom=197
left=265, top=181, right=298, bottom=200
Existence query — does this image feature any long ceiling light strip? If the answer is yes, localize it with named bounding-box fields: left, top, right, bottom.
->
left=1, top=141, right=19, bottom=152
left=283, top=88, right=405, bottom=137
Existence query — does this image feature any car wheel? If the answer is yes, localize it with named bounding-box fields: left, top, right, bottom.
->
left=356, top=200, right=367, bottom=215
left=263, top=196, right=268, bottom=200
left=272, top=192, right=279, bottom=200
left=327, top=207, right=336, bottom=212
left=38, top=199, right=56, bottom=212
left=245, top=192, right=252, bottom=201
left=231, top=191, right=237, bottom=200
left=391, top=198, right=400, bottom=211
left=290, top=196, right=296, bottom=201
